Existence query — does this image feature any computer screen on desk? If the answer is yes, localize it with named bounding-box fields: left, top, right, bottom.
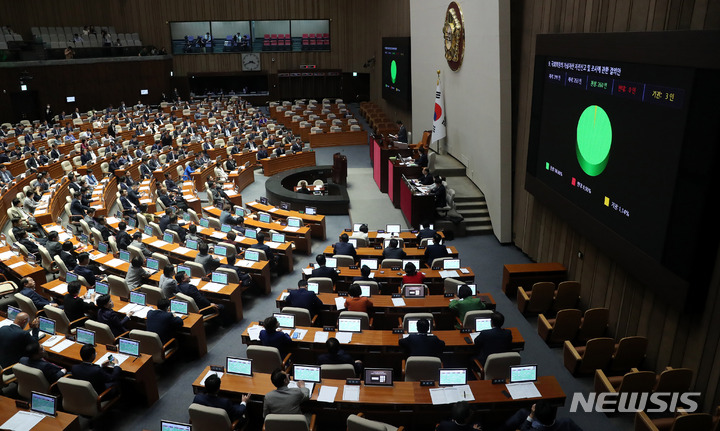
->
left=338, top=317, right=362, bottom=333
left=510, top=365, right=537, bottom=383
left=76, top=328, right=95, bottom=346
left=211, top=272, right=228, bottom=285
left=95, top=281, right=109, bottom=295
left=130, top=291, right=146, bottom=306
left=119, top=250, right=130, bottom=262
left=119, top=337, right=141, bottom=357
left=402, top=259, right=420, bottom=270
left=144, top=226, right=154, bottom=237
left=244, top=250, right=260, bottom=262
left=293, top=364, right=321, bottom=383
left=443, top=259, right=461, bottom=270
left=273, top=313, right=295, bottom=328
left=403, top=285, right=425, bottom=298
left=221, top=224, right=232, bottom=233
left=353, top=223, right=364, bottom=232
left=7, top=305, right=21, bottom=321
left=325, top=257, right=337, bottom=268
left=170, top=299, right=188, bottom=315
left=272, top=233, right=285, bottom=243
left=214, top=245, right=227, bottom=257
left=161, top=420, right=192, bottom=431
left=439, top=369, right=468, bottom=386
left=364, top=368, right=393, bottom=386
left=244, top=228, right=257, bottom=239
left=38, top=317, right=55, bottom=336
left=163, top=233, right=174, bottom=243
left=305, top=207, right=317, bottom=215
left=186, top=239, right=198, bottom=250
left=475, top=318, right=492, bottom=332
left=407, top=318, right=432, bottom=334
left=386, top=224, right=401, bottom=234
left=288, top=218, right=302, bottom=228
left=460, top=284, right=477, bottom=296
left=98, top=242, right=109, bottom=254
left=65, top=272, right=78, bottom=283
left=259, top=213, right=272, bottom=223
left=360, top=259, right=378, bottom=270
left=31, top=392, right=57, bottom=416
left=226, top=357, right=252, bottom=376
left=307, top=282, right=319, bottom=294
left=147, top=257, right=160, bottom=271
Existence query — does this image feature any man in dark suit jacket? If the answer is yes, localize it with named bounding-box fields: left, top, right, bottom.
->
left=194, top=374, right=249, bottom=422
left=252, top=232, right=276, bottom=268
left=285, top=280, right=323, bottom=317
left=424, top=233, right=450, bottom=266
left=382, top=238, right=407, bottom=260
left=311, top=254, right=338, bottom=284
left=415, top=147, right=428, bottom=167
left=333, top=233, right=357, bottom=261
left=20, top=277, right=56, bottom=310
left=70, top=192, right=90, bottom=222
left=96, top=294, right=132, bottom=337
left=63, top=281, right=92, bottom=322
left=166, top=215, right=187, bottom=243
left=474, top=312, right=513, bottom=365
left=146, top=299, right=183, bottom=344
left=416, top=221, right=436, bottom=242
left=71, top=344, right=122, bottom=396
left=0, top=312, right=40, bottom=367
left=20, top=340, right=66, bottom=384
left=115, top=222, right=133, bottom=250
left=398, top=318, right=445, bottom=358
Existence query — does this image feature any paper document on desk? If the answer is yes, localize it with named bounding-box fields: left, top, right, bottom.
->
left=90, top=251, right=106, bottom=261
left=284, top=226, right=300, bottom=232
left=265, top=241, right=281, bottom=248
left=268, top=207, right=278, bottom=213
left=392, top=298, right=406, bottom=306
left=133, top=306, right=153, bottom=319
left=429, top=385, right=474, bottom=405
left=150, top=240, right=169, bottom=247
left=201, top=282, right=225, bottom=292
left=50, top=283, right=68, bottom=294
left=313, top=331, right=329, bottom=343
left=334, top=297, right=346, bottom=310
left=302, top=267, right=313, bottom=275
left=9, top=261, right=25, bottom=269
left=42, top=335, right=64, bottom=348
left=376, top=233, right=391, bottom=239
left=335, top=332, right=353, bottom=344
left=210, top=232, right=225, bottom=239
left=291, top=328, right=308, bottom=340
left=459, top=268, right=470, bottom=274
left=106, top=258, right=126, bottom=267
left=189, top=278, right=201, bottom=286
left=506, top=382, right=541, bottom=399
left=0, top=251, right=15, bottom=260
left=0, top=319, right=13, bottom=328
left=95, top=352, right=129, bottom=366
left=237, top=260, right=254, bottom=268
left=280, top=291, right=290, bottom=300
left=174, top=246, right=191, bottom=255
left=288, top=381, right=314, bottom=395
left=0, top=411, right=45, bottom=431
left=106, top=217, right=121, bottom=225
left=58, top=232, right=73, bottom=242
left=342, top=385, right=360, bottom=401
left=50, top=339, right=75, bottom=353
left=247, top=325, right=263, bottom=341
left=438, top=270, right=459, bottom=279
left=317, top=385, right=338, bottom=403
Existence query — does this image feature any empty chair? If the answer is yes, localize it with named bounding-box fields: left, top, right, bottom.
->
left=320, top=363, right=355, bottom=380
left=609, top=336, right=648, bottom=373
left=552, top=281, right=581, bottom=312
left=137, top=285, right=162, bottom=306
left=152, top=253, right=172, bottom=272
left=12, top=363, right=54, bottom=400
left=537, top=309, right=583, bottom=345
left=85, top=320, right=126, bottom=345
left=188, top=403, right=239, bottom=431
left=175, top=292, right=219, bottom=323
left=246, top=345, right=291, bottom=374
left=264, top=413, right=317, bottom=431
left=128, top=329, right=178, bottom=364
left=654, top=367, right=693, bottom=393
left=475, top=352, right=521, bottom=380
left=44, top=305, right=85, bottom=334
left=517, top=282, right=555, bottom=315
left=634, top=410, right=713, bottom=431
left=307, top=277, right=334, bottom=293
left=430, top=257, right=452, bottom=268
left=281, top=306, right=315, bottom=327
left=563, top=337, right=615, bottom=376
left=347, top=413, right=403, bottom=431
left=183, top=261, right=208, bottom=278
left=339, top=311, right=372, bottom=330
left=333, top=254, right=355, bottom=267
left=403, top=356, right=442, bottom=382
left=594, top=368, right=656, bottom=395
left=56, top=377, right=121, bottom=418
left=215, top=267, right=240, bottom=285
left=381, top=258, right=403, bottom=268
left=127, top=245, right=144, bottom=263
left=576, top=308, right=610, bottom=343
left=107, top=275, right=130, bottom=298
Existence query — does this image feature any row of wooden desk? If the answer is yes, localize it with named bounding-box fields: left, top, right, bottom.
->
left=258, top=150, right=317, bottom=177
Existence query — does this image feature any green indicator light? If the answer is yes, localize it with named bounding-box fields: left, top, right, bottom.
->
left=546, top=162, right=549, bottom=170
left=391, top=60, right=397, bottom=84
left=576, top=105, right=612, bottom=176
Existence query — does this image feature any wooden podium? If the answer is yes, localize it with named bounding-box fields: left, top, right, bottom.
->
left=332, top=152, right=347, bottom=185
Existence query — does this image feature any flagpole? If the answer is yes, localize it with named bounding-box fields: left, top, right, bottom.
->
left=435, top=70, right=441, bottom=154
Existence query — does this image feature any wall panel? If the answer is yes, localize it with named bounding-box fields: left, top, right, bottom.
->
left=512, top=0, right=720, bottom=410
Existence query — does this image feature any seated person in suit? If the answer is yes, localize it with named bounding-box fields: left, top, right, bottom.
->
left=45, top=231, right=62, bottom=259
left=416, top=220, right=436, bottom=241
left=195, top=242, right=220, bottom=274
left=159, top=265, right=178, bottom=299
left=71, top=344, right=122, bottom=397
left=252, top=232, right=277, bottom=269
left=350, top=223, right=369, bottom=242
left=382, top=238, right=407, bottom=260
left=263, top=369, right=310, bottom=420
left=186, top=223, right=201, bottom=243
left=115, top=221, right=133, bottom=250
left=351, top=265, right=373, bottom=283
left=96, top=294, right=133, bottom=337
left=19, top=277, right=56, bottom=309
left=436, top=401, right=484, bottom=431
left=219, top=255, right=253, bottom=287
left=433, top=177, right=447, bottom=208
left=402, top=262, right=425, bottom=285
left=256, top=145, right=269, bottom=159
left=317, top=337, right=363, bottom=376
left=0, top=312, right=40, bottom=368
left=415, top=147, right=428, bottom=167
left=344, top=283, right=373, bottom=313
left=296, top=182, right=312, bottom=195
left=259, top=315, right=292, bottom=358
left=158, top=208, right=174, bottom=233
left=501, top=400, right=582, bottom=431
left=193, top=374, right=249, bottom=423
left=164, top=173, right=180, bottom=193
left=219, top=203, right=243, bottom=227
left=473, top=311, right=512, bottom=365
left=398, top=318, right=445, bottom=358
left=146, top=298, right=183, bottom=344
left=418, top=167, right=434, bottom=186
left=449, top=284, right=487, bottom=328
left=425, top=233, right=450, bottom=265
left=20, top=340, right=67, bottom=384
left=17, top=230, right=42, bottom=261
left=176, top=271, right=224, bottom=315
left=73, top=253, right=99, bottom=287
left=59, top=241, right=78, bottom=271
left=63, top=281, right=94, bottom=322
left=131, top=231, right=153, bottom=257
left=224, top=231, right=243, bottom=255
left=310, top=254, right=338, bottom=284
left=285, top=279, right=323, bottom=317
left=166, top=214, right=187, bottom=242
left=125, top=256, right=150, bottom=290
left=333, top=233, right=357, bottom=261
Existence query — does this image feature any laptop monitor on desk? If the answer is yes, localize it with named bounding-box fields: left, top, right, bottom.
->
left=30, top=391, right=57, bottom=416
left=226, top=357, right=252, bottom=376
left=130, top=291, right=146, bottom=306
left=443, top=259, right=461, bottom=270
left=359, top=259, right=378, bottom=270
left=211, top=272, right=228, bottom=285
left=38, top=317, right=56, bottom=336
left=161, top=420, right=192, bottom=431
left=509, top=365, right=538, bottom=383
left=293, top=364, right=321, bottom=383
left=76, top=328, right=95, bottom=346
left=273, top=313, right=295, bottom=328
left=95, top=281, right=109, bottom=295
left=386, top=224, right=401, bottom=234
left=118, top=337, right=141, bottom=357
left=364, top=368, right=393, bottom=386
left=439, top=368, right=468, bottom=386
left=244, top=250, right=260, bottom=262
left=337, top=317, right=363, bottom=333
left=170, top=299, right=188, bottom=315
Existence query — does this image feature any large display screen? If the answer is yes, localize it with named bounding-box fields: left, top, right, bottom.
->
left=382, top=37, right=411, bottom=108
left=525, top=32, right=720, bottom=308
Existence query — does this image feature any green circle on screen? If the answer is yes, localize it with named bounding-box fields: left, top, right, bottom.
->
left=391, top=60, right=397, bottom=84
left=576, top=105, right=612, bottom=176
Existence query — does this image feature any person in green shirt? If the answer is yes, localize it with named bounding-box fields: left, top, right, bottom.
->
left=449, top=284, right=487, bottom=328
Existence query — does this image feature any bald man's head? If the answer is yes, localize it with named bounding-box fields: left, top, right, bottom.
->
left=14, top=312, right=30, bottom=327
